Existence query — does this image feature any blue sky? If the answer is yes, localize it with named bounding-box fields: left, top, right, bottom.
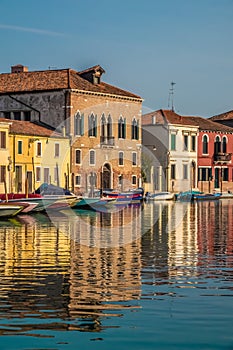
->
left=0, top=0, right=232, bottom=117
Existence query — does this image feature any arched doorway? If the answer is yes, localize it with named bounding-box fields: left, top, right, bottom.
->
left=101, top=163, right=111, bottom=190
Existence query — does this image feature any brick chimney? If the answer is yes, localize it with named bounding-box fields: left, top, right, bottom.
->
left=11, top=64, right=28, bottom=73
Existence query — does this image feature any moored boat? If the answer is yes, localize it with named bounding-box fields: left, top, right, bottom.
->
left=145, top=191, right=174, bottom=201
left=102, top=188, right=144, bottom=205
left=0, top=203, right=24, bottom=218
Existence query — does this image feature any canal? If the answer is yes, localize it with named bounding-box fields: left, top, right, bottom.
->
left=0, top=200, right=232, bottom=349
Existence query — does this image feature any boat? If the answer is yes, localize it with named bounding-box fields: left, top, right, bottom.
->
left=0, top=203, right=24, bottom=218
left=175, top=190, right=203, bottom=201
left=217, top=191, right=233, bottom=199
left=102, top=188, right=144, bottom=205
left=145, top=191, right=174, bottom=201
left=176, top=190, right=220, bottom=201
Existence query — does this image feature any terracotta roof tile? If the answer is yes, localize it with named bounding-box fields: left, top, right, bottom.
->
left=0, top=66, right=142, bottom=100
left=209, top=110, right=233, bottom=121
left=0, top=118, right=63, bottom=137
left=142, top=109, right=233, bottom=133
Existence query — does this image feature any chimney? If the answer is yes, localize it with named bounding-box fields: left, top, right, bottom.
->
left=11, top=64, right=28, bottom=73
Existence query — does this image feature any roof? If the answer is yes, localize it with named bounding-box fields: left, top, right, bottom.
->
left=209, top=110, right=233, bottom=121
left=0, top=65, right=142, bottom=100
left=142, top=109, right=233, bottom=133
left=0, top=118, right=63, bottom=137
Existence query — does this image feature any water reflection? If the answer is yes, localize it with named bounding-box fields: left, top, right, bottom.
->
left=0, top=200, right=232, bottom=340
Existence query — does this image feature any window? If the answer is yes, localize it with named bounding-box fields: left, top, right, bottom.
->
left=214, top=136, right=221, bottom=154
left=88, top=113, right=97, bottom=137
left=222, top=136, right=227, bottom=153
left=101, top=114, right=106, bottom=137
left=0, top=166, right=6, bottom=183
left=54, top=143, right=60, bottom=157
left=36, top=167, right=41, bottom=182
left=3, top=112, right=11, bottom=119
left=0, top=131, right=6, bottom=149
left=191, top=135, right=196, bottom=151
left=119, top=151, right=124, bottom=166
left=202, top=135, right=208, bottom=154
left=131, top=118, right=139, bottom=140
left=75, top=175, right=81, bottom=186
left=118, top=116, right=126, bottom=139
left=223, top=168, right=228, bottom=181
left=171, top=164, right=176, bottom=180
left=183, top=135, right=188, bottom=151
left=198, top=168, right=212, bottom=181
left=171, top=134, right=176, bottom=150
left=24, top=111, right=31, bottom=121
left=132, top=152, right=137, bottom=166
left=18, top=140, right=23, bottom=154
left=132, top=175, right=137, bottom=185
left=74, top=112, right=84, bottom=136
left=183, top=164, right=188, bottom=179
left=107, top=115, right=112, bottom=138
left=13, top=111, right=21, bottom=120
left=75, top=149, right=81, bottom=164
left=44, top=168, right=50, bottom=183
left=89, top=150, right=95, bottom=165
left=36, top=142, right=42, bottom=156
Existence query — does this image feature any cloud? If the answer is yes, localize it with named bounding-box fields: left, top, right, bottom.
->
left=0, top=24, right=66, bottom=37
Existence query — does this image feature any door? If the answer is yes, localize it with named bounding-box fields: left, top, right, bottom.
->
left=214, top=168, right=219, bottom=188
left=102, top=163, right=111, bottom=190
left=15, top=165, right=22, bottom=193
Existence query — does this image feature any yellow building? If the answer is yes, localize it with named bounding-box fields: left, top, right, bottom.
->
left=0, top=120, right=11, bottom=194
left=0, top=119, right=70, bottom=194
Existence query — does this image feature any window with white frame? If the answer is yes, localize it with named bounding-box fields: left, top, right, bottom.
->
left=118, top=116, right=126, bottom=139
left=75, top=174, right=81, bottom=186
left=36, top=167, right=41, bottom=182
left=191, top=135, right=196, bottom=151
left=89, top=150, right=95, bottom=165
left=88, top=113, right=97, bottom=137
left=171, top=164, right=176, bottom=179
left=44, top=168, right=50, bottom=183
left=132, top=152, right=137, bottom=166
left=74, top=112, right=84, bottom=136
left=183, top=164, right=188, bottom=179
left=36, top=142, right=42, bottom=156
left=75, top=149, right=82, bottom=164
left=132, top=175, right=137, bottom=185
left=54, top=143, right=60, bottom=157
left=183, top=134, right=188, bottom=151
left=119, top=151, right=124, bottom=166
left=202, top=135, right=209, bottom=154
left=0, top=131, right=6, bottom=149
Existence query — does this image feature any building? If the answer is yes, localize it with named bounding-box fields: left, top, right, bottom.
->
left=0, top=118, right=70, bottom=194
left=142, top=109, right=199, bottom=193
left=0, top=64, right=143, bottom=194
left=209, top=110, right=233, bottom=128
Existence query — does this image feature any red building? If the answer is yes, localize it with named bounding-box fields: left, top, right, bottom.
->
left=187, top=116, right=233, bottom=192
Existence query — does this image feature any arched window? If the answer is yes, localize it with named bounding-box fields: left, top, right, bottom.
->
left=118, top=116, right=126, bottom=139
left=214, top=135, right=221, bottom=154
left=101, top=114, right=106, bottom=137
left=107, top=114, right=112, bottom=138
left=131, top=118, right=139, bottom=140
left=74, top=112, right=84, bottom=136
left=88, top=113, right=97, bottom=137
left=202, top=135, right=208, bottom=154
left=222, top=136, right=227, bottom=153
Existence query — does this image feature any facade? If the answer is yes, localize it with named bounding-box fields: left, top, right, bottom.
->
left=0, top=120, right=11, bottom=194
left=142, top=110, right=199, bottom=193
left=0, top=64, right=142, bottom=194
left=0, top=118, right=70, bottom=194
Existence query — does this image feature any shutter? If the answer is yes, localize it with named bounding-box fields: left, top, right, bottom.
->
left=81, top=114, right=84, bottom=136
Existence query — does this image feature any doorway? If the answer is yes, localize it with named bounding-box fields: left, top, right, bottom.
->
left=102, top=163, right=111, bottom=190
left=214, top=168, right=220, bottom=189
left=26, top=171, right=33, bottom=193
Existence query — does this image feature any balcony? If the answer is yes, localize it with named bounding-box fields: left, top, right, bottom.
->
left=100, top=136, right=115, bottom=147
left=214, top=152, right=232, bottom=163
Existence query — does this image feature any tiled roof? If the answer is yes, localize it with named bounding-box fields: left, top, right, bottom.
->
left=209, top=110, right=233, bottom=121
left=0, top=66, right=142, bottom=100
left=0, top=118, right=63, bottom=137
left=142, top=109, right=233, bottom=133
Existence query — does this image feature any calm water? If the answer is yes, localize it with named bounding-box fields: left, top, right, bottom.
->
left=0, top=200, right=232, bottom=350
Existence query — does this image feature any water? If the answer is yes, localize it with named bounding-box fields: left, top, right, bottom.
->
left=0, top=200, right=232, bottom=349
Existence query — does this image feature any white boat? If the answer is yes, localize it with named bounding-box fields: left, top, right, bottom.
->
left=0, top=203, right=24, bottom=218
left=145, top=191, right=174, bottom=201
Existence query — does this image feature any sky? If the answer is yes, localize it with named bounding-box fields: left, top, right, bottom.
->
left=0, top=0, right=232, bottom=118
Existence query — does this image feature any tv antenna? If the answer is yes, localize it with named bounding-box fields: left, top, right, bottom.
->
left=168, top=81, right=176, bottom=111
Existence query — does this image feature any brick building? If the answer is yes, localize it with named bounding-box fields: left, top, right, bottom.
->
left=0, top=64, right=142, bottom=194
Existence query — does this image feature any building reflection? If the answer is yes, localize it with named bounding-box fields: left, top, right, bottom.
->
left=0, top=207, right=142, bottom=334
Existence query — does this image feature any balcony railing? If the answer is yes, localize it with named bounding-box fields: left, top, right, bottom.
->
left=100, top=136, right=115, bottom=147
left=214, top=152, right=232, bottom=162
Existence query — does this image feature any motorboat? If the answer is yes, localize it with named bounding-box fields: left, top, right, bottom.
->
left=145, top=191, right=174, bottom=201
